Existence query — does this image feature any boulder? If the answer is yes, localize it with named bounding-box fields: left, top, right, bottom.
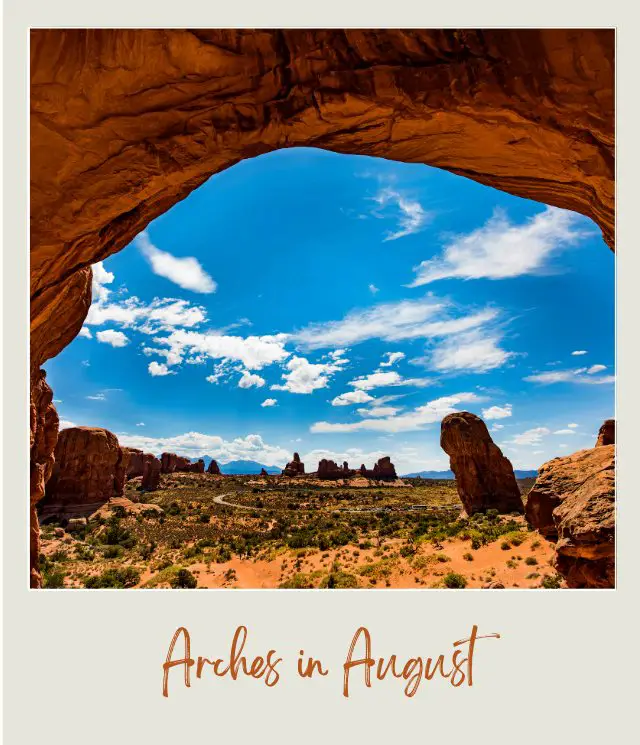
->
left=207, top=459, right=221, bottom=475
left=141, top=453, right=161, bottom=491
left=596, top=418, right=615, bottom=447
left=43, top=427, right=128, bottom=508
left=440, top=412, right=524, bottom=515
left=526, top=444, right=614, bottom=588
left=283, top=452, right=305, bottom=477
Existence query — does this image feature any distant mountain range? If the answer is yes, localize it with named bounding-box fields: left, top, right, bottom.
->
left=402, top=469, right=538, bottom=480
left=193, top=456, right=281, bottom=475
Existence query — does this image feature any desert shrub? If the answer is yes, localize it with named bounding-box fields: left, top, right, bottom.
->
left=102, top=545, right=123, bottom=559
left=321, top=570, right=359, bottom=589
left=43, top=569, right=67, bottom=588
left=541, top=573, right=563, bottom=589
left=279, top=572, right=322, bottom=589
left=171, top=568, right=197, bottom=589
left=463, top=552, right=474, bottom=562
left=443, top=572, right=467, bottom=589
left=166, top=502, right=181, bottom=516
left=102, top=516, right=136, bottom=548
left=525, top=556, right=538, bottom=566
left=500, top=541, right=511, bottom=551
left=526, top=572, right=540, bottom=580
left=223, top=568, right=237, bottom=583
left=399, top=544, right=417, bottom=558
left=506, top=559, right=518, bottom=569
left=85, top=567, right=140, bottom=589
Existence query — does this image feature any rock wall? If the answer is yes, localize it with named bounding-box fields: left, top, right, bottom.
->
left=125, top=448, right=145, bottom=479
left=525, top=443, right=614, bottom=588
left=440, top=412, right=524, bottom=515
left=42, top=427, right=128, bottom=509
left=141, top=454, right=162, bottom=491
left=596, top=418, right=615, bottom=447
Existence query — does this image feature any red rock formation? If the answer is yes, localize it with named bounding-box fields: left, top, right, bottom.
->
left=317, top=459, right=343, bottom=480
left=28, top=29, right=614, bottom=584
left=260, top=468, right=269, bottom=477
left=160, top=452, right=193, bottom=473
left=125, top=448, right=145, bottom=479
left=440, top=412, right=524, bottom=515
left=525, top=443, right=614, bottom=588
left=141, top=454, right=161, bottom=491
left=283, top=452, right=305, bottom=477
left=42, top=427, right=128, bottom=508
left=596, top=418, right=615, bottom=447
left=188, top=459, right=205, bottom=473
left=207, top=459, right=221, bottom=475
left=372, top=457, right=398, bottom=482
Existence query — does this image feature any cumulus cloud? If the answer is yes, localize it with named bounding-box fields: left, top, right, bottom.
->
left=491, top=424, right=505, bottom=431
left=331, top=390, right=375, bottom=407
left=482, top=404, right=512, bottom=421
left=78, top=327, right=92, bottom=339
left=261, top=398, right=278, bottom=407
left=571, top=350, right=588, bottom=356
left=92, top=261, right=115, bottom=303
left=524, top=368, right=615, bottom=385
left=311, top=392, right=480, bottom=434
left=509, top=427, right=550, bottom=446
left=272, top=353, right=347, bottom=394
left=148, top=361, right=174, bottom=377
left=379, top=351, right=405, bottom=367
left=96, top=329, right=129, bottom=347
left=409, top=206, right=587, bottom=286
left=238, top=371, right=266, bottom=389
left=87, top=296, right=207, bottom=333
left=116, top=431, right=289, bottom=467
left=349, top=370, right=432, bottom=391
left=372, top=186, right=434, bottom=241
left=59, top=419, right=77, bottom=429
left=587, top=364, right=607, bottom=374
left=356, top=405, right=401, bottom=418
left=426, top=330, right=513, bottom=373
left=135, top=231, right=216, bottom=293
left=136, top=422, right=145, bottom=427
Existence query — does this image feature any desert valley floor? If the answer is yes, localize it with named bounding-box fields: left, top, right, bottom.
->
left=39, top=473, right=560, bottom=590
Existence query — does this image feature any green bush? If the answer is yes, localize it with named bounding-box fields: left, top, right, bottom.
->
left=84, top=567, right=140, bottom=589
left=463, top=552, right=474, bottom=562
left=171, top=568, right=197, bottom=589
left=524, top=556, right=538, bottom=566
left=541, top=573, right=563, bottom=589
left=43, top=569, right=66, bottom=588
left=443, top=572, right=467, bottom=589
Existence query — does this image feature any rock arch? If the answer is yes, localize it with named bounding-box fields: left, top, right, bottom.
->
left=29, top=29, right=614, bottom=585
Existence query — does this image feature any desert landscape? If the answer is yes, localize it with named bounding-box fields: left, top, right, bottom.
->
left=36, top=414, right=614, bottom=589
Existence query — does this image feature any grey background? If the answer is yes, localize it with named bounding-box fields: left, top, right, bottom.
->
left=4, top=2, right=638, bottom=742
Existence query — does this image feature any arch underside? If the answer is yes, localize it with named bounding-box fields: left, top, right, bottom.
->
left=28, top=28, right=615, bottom=585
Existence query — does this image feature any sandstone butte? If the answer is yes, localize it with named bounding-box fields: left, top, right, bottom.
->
left=141, top=454, right=162, bottom=492
left=440, top=412, right=524, bottom=515
left=124, top=448, right=145, bottom=479
left=525, top=421, right=615, bottom=588
left=207, top=459, right=221, bottom=475
left=28, top=29, right=614, bottom=585
left=282, top=452, right=305, bottom=477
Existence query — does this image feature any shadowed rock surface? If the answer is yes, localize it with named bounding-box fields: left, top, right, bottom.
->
left=160, top=452, right=192, bottom=474
left=125, top=448, right=145, bottom=479
left=141, top=454, right=161, bottom=491
left=317, top=459, right=344, bottom=480
left=525, top=442, right=614, bottom=588
left=283, top=452, right=305, bottom=477
left=207, top=459, right=221, bottom=475
left=440, top=412, right=524, bottom=515
left=42, top=427, right=128, bottom=508
left=596, top=418, right=615, bottom=447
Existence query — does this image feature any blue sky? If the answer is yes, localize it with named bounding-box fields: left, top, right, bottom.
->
left=45, top=148, right=615, bottom=473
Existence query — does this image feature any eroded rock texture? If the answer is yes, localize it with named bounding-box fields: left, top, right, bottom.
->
left=125, top=448, right=145, bottom=479
left=29, top=29, right=614, bottom=584
left=317, top=459, right=344, bottom=480
left=283, top=452, right=305, bottom=477
left=596, top=418, right=615, bottom=446
left=42, top=427, right=128, bottom=509
left=207, top=459, right=221, bottom=475
left=526, top=444, right=614, bottom=588
left=160, top=452, right=192, bottom=474
left=370, top=457, right=398, bottom=482
left=141, top=454, right=162, bottom=491
left=441, top=412, right=524, bottom=515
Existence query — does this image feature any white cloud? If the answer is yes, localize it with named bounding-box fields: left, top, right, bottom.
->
left=331, top=390, right=375, bottom=407
left=349, top=370, right=432, bottom=391
left=427, top=330, right=513, bottom=373
left=524, top=368, right=615, bottom=385
left=59, top=419, right=77, bottom=429
left=154, top=329, right=289, bottom=371
left=117, top=431, right=290, bottom=467
left=553, top=429, right=576, bottom=435
left=311, top=392, right=480, bottom=434
left=568, top=423, right=579, bottom=428
left=96, top=329, right=129, bottom=347
left=409, top=206, right=586, bottom=286
left=587, top=364, right=607, bottom=374
left=368, top=284, right=379, bottom=294
left=571, top=350, right=588, bottom=356
left=87, top=296, right=207, bottom=333
left=491, top=424, right=505, bottom=431
left=86, top=393, right=106, bottom=401
left=482, top=404, right=512, bottom=421
left=148, top=361, right=174, bottom=377
left=135, top=231, right=216, bottom=293
left=136, top=422, right=145, bottom=427
left=372, top=186, right=433, bottom=241
left=78, top=327, right=92, bottom=339
left=356, top=405, right=401, bottom=418
left=92, top=261, right=115, bottom=303
left=238, top=371, right=266, bottom=389
left=379, top=351, right=405, bottom=368
left=509, top=427, right=550, bottom=446
left=261, top=398, right=278, bottom=408
left=292, top=296, right=498, bottom=350
left=271, top=354, right=347, bottom=394
left=81, top=360, right=90, bottom=367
